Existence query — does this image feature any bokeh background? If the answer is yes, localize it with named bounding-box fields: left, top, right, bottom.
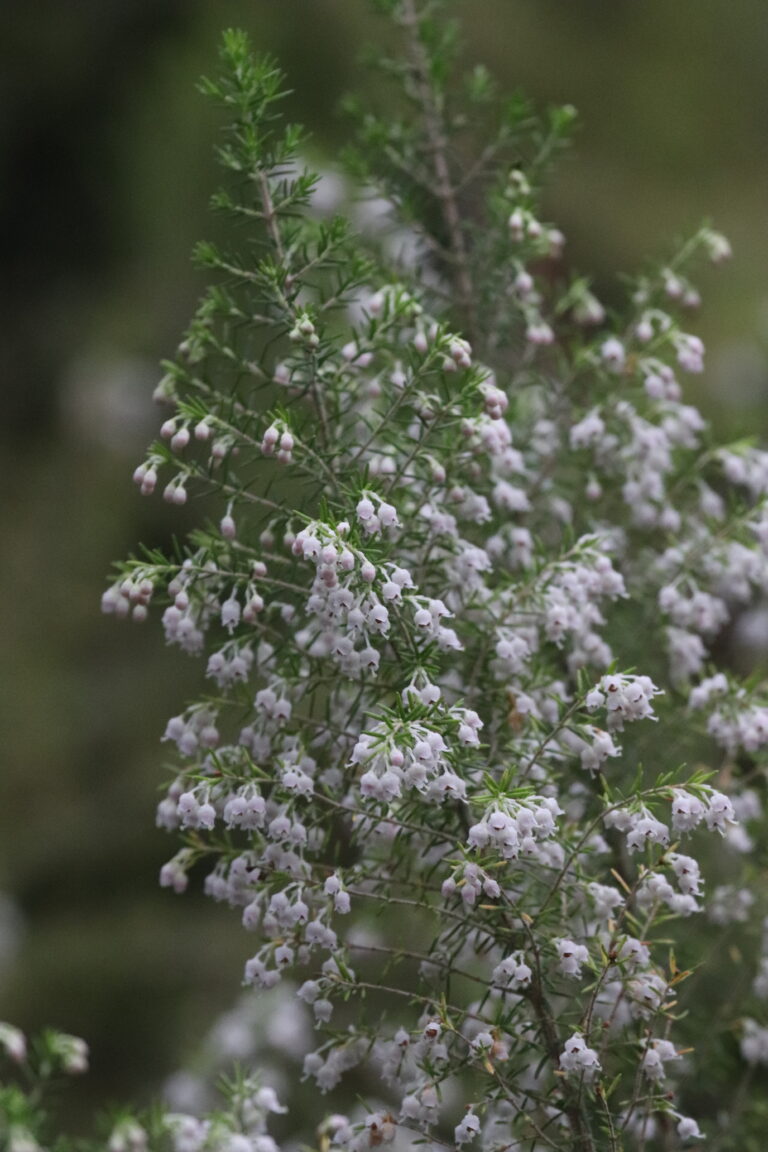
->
left=1, top=0, right=767, bottom=1128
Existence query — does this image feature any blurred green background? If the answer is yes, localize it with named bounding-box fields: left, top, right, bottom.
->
left=1, top=0, right=767, bottom=1126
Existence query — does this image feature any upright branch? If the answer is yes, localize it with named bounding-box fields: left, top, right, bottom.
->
left=399, top=0, right=477, bottom=340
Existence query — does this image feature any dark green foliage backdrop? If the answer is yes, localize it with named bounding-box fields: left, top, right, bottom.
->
left=1, top=0, right=767, bottom=1122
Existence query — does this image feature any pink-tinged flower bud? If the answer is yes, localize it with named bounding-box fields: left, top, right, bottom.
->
left=508, top=209, right=525, bottom=239
left=114, top=595, right=130, bottom=618
left=546, top=227, right=565, bottom=255
left=0, top=1024, right=26, bottom=1064
left=663, top=269, right=684, bottom=299
left=160, top=418, right=176, bottom=439
left=357, top=497, right=375, bottom=522
left=703, top=229, right=731, bottom=263
left=220, top=514, right=236, bottom=540
left=635, top=317, right=654, bottom=343
left=140, top=468, right=157, bottom=496
left=526, top=321, right=554, bottom=346
left=514, top=269, right=534, bottom=295
left=52, top=1034, right=89, bottom=1075
left=600, top=336, right=625, bottom=371
left=243, top=593, right=264, bottom=622
left=199, top=724, right=219, bottom=749
left=586, top=475, right=602, bottom=501
left=221, top=594, right=241, bottom=632
left=117, top=578, right=135, bottom=603
left=448, top=337, right=472, bottom=368
left=160, top=860, right=188, bottom=894
left=376, top=505, right=396, bottom=530
left=413, top=329, right=429, bottom=354
left=101, top=586, right=119, bottom=614
left=152, top=374, right=176, bottom=404
left=368, top=290, right=385, bottom=315
left=171, top=426, right=190, bottom=452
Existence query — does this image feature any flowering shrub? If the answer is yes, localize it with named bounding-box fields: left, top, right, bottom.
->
left=7, top=2, right=768, bottom=1150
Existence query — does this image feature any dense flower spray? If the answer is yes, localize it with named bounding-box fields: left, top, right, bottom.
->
left=5, top=2, right=768, bottom=1150
left=98, top=6, right=768, bottom=1149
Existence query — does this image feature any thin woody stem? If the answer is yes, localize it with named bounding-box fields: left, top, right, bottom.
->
left=400, top=0, right=477, bottom=341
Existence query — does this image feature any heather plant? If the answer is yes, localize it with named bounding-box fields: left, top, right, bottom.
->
left=7, top=1, right=768, bottom=1150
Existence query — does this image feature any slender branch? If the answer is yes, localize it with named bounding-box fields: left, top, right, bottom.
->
left=257, top=171, right=286, bottom=264
left=400, top=0, right=477, bottom=341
